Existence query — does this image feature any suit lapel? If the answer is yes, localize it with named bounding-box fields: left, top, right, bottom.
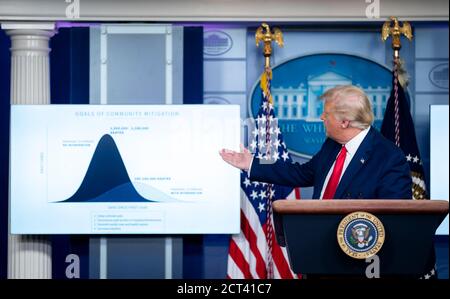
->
left=334, top=128, right=375, bottom=199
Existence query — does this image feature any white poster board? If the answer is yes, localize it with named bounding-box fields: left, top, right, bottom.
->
left=10, top=105, right=240, bottom=234
left=430, top=105, right=449, bottom=235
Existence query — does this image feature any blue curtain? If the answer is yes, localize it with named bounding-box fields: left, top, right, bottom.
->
left=0, top=28, right=11, bottom=279
left=50, top=27, right=90, bottom=279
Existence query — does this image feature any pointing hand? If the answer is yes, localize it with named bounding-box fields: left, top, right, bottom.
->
left=219, top=144, right=253, bottom=171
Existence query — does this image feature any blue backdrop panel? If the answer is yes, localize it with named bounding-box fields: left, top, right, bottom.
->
left=0, top=29, right=11, bottom=279
left=435, top=235, right=449, bottom=279
left=181, top=26, right=207, bottom=278
left=182, top=235, right=204, bottom=278
left=51, top=27, right=90, bottom=104
left=50, top=27, right=90, bottom=279
left=183, top=27, right=203, bottom=104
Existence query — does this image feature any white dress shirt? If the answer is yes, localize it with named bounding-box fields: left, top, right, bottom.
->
left=319, top=127, right=370, bottom=199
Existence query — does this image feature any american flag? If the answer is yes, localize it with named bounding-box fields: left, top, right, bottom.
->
left=381, top=59, right=436, bottom=278
left=380, top=59, right=428, bottom=200
left=226, top=68, right=300, bottom=279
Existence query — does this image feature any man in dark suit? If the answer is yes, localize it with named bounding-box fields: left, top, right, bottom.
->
left=220, top=85, right=412, bottom=200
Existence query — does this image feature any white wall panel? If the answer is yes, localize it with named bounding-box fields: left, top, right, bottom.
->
left=204, top=28, right=246, bottom=59
left=415, top=27, right=449, bottom=59
left=416, top=61, right=449, bottom=92
left=204, top=60, right=246, bottom=92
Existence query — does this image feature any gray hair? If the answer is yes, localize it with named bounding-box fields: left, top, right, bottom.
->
left=320, top=85, right=374, bottom=129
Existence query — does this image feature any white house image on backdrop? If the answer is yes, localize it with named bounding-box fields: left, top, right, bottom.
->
left=272, top=72, right=390, bottom=121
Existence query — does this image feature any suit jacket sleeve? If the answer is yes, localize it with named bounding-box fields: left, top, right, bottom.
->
left=248, top=146, right=325, bottom=188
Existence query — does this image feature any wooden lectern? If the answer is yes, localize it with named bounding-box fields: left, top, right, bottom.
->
left=273, top=200, right=449, bottom=277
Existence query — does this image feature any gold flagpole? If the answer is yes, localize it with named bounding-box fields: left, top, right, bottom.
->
left=254, top=23, right=284, bottom=279
left=381, top=17, right=413, bottom=147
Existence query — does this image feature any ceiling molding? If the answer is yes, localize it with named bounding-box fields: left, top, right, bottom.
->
left=0, top=0, right=448, bottom=23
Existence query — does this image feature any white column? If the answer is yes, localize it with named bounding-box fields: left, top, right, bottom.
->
left=2, top=22, right=56, bottom=279
left=280, top=94, right=285, bottom=118
left=376, top=93, right=383, bottom=119
left=285, top=94, right=290, bottom=119
left=297, top=94, right=304, bottom=118
left=275, top=93, right=283, bottom=118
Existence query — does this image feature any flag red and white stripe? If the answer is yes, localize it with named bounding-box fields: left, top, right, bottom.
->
left=227, top=67, right=301, bottom=279
left=227, top=189, right=301, bottom=279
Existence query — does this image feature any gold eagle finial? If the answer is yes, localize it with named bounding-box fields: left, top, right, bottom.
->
left=255, top=23, right=284, bottom=68
left=382, top=17, right=413, bottom=58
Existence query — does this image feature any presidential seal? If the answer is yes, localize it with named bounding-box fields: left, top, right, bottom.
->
left=337, top=211, right=385, bottom=259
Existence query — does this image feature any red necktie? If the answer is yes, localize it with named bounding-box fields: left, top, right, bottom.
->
left=322, top=146, right=347, bottom=200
